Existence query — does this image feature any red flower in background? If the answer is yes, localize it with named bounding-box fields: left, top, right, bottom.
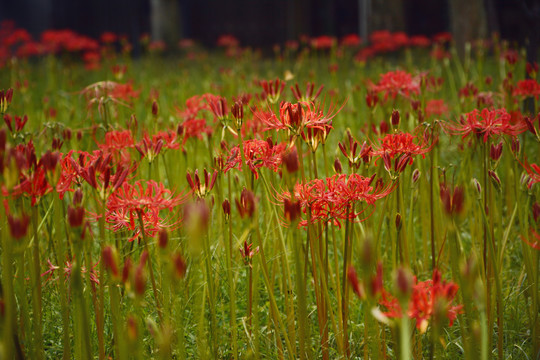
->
left=512, top=79, right=540, bottom=99
left=443, top=108, right=527, bottom=142
left=379, top=269, right=463, bottom=332
left=370, top=70, right=420, bottom=101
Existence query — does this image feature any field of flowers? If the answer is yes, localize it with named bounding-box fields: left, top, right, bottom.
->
left=0, top=20, right=539, bottom=359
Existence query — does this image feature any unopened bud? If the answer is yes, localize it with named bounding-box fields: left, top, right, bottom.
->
left=334, top=157, right=342, bottom=174
left=151, top=101, right=159, bottom=117
left=391, top=109, right=400, bottom=126
left=172, top=253, right=187, bottom=278
left=488, top=170, right=501, bottom=190
left=411, top=169, right=421, bottom=185
left=347, top=266, right=365, bottom=299
left=395, top=267, right=414, bottom=297
left=471, top=178, right=482, bottom=197
left=7, top=212, right=30, bottom=240
left=490, top=142, right=503, bottom=161
left=222, top=199, right=231, bottom=220
left=102, top=246, right=119, bottom=278
left=158, top=229, right=168, bottom=248
left=67, top=205, right=85, bottom=228
left=283, top=148, right=299, bottom=173
left=532, top=202, right=540, bottom=223
left=395, top=213, right=402, bottom=231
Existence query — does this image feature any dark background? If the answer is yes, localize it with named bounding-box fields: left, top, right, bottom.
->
left=0, top=0, right=538, bottom=49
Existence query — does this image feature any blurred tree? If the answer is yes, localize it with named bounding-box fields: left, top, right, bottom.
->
left=151, top=0, right=181, bottom=43
left=449, top=0, right=488, bottom=55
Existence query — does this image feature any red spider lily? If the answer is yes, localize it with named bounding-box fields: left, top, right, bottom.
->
left=186, top=168, right=218, bottom=198
left=338, top=130, right=372, bottom=169
left=522, top=161, right=540, bottom=189
left=216, top=34, right=239, bottom=48
left=175, top=95, right=209, bottom=121
left=4, top=114, right=28, bottom=133
left=259, top=78, right=286, bottom=104
left=107, top=180, right=184, bottom=214
left=425, top=99, right=449, bottom=118
left=12, top=164, right=52, bottom=206
left=278, top=173, right=394, bottom=227
left=180, top=118, right=213, bottom=144
left=105, top=180, right=183, bottom=241
left=223, top=139, right=287, bottom=179
left=206, top=94, right=228, bottom=121
left=135, top=132, right=163, bottom=162
left=512, top=79, right=540, bottom=99
left=340, top=34, right=362, bottom=47
left=369, top=70, right=420, bottom=102
left=256, top=99, right=342, bottom=138
left=98, top=129, right=135, bottom=151
left=379, top=269, right=463, bottom=333
left=239, top=240, right=259, bottom=267
left=311, top=35, right=336, bottom=50
left=291, top=82, right=324, bottom=102
left=42, top=258, right=100, bottom=286
left=371, top=131, right=433, bottom=173
left=97, top=129, right=135, bottom=164
left=69, top=150, right=132, bottom=197
left=521, top=229, right=540, bottom=250
left=443, top=108, right=527, bottom=142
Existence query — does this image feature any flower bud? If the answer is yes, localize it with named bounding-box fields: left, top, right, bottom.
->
left=347, top=266, right=365, bottom=299
left=222, top=199, right=231, bottom=220
left=490, top=142, right=503, bottom=161
left=7, top=212, right=30, bottom=240
left=394, top=267, right=414, bottom=297
left=172, top=253, right=187, bottom=278
left=158, top=229, right=168, bottom=249
left=395, top=213, right=402, bottom=231
left=471, top=178, right=482, bottom=197
left=488, top=170, right=501, bottom=190
left=282, top=148, right=299, bottom=173
left=67, top=205, right=85, bottom=228
left=151, top=100, right=159, bottom=117
left=391, top=109, right=400, bottom=126
left=411, top=169, right=421, bottom=185
left=333, top=157, right=342, bottom=174
left=102, top=246, right=119, bottom=278
left=533, top=202, right=540, bottom=223
left=284, top=198, right=301, bottom=222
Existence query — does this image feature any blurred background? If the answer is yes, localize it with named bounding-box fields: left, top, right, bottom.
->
left=0, top=0, right=538, bottom=51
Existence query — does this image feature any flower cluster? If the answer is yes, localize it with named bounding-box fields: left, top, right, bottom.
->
left=105, top=180, right=185, bottom=241
left=279, top=173, right=394, bottom=227
left=379, top=270, right=463, bottom=332
left=443, top=108, right=527, bottom=142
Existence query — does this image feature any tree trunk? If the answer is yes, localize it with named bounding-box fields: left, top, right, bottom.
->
left=449, top=0, right=488, bottom=56
left=151, top=0, right=180, bottom=44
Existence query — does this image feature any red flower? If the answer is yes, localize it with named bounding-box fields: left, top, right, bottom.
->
left=443, top=108, right=527, bottom=142
left=379, top=270, right=463, bottom=332
left=105, top=180, right=185, bottom=241
left=279, top=173, right=394, bottom=227
left=512, top=79, right=540, bottom=99
left=370, top=70, right=420, bottom=101
left=425, top=99, right=449, bottom=118
left=223, top=139, right=287, bottom=179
